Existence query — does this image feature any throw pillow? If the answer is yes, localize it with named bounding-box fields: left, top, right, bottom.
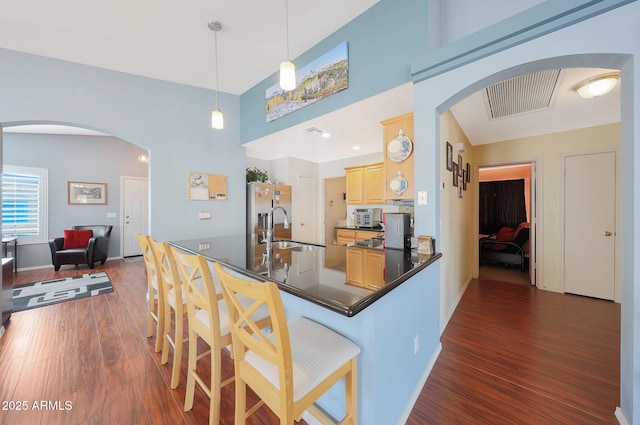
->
left=493, top=227, right=515, bottom=250
left=63, top=229, right=93, bottom=249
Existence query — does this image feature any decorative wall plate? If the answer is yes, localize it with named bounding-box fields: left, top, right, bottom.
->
left=390, top=172, right=408, bottom=195
left=387, top=130, right=413, bottom=163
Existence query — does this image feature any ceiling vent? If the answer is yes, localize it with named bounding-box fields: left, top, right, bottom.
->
left=303, top=126, right=324, bottom=135
left=484, top=69, right=564, bottom=119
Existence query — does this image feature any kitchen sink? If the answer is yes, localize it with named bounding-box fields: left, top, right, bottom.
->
left=269, top=240, right=323, bottom=251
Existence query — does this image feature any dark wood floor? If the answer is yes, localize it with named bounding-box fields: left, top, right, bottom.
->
left=407, top=278, right=620, bottom=425
left=0, top=260, right=620, bottom=424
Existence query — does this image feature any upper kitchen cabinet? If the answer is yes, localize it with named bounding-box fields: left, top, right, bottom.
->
left=345, top=162, right=384, bottom=205
left=382, top=113, right=414, bottom=201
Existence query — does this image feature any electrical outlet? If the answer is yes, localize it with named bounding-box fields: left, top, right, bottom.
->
left=414, top=334, right=419, bottom=355
left=417, top=191, right=427, bottom=205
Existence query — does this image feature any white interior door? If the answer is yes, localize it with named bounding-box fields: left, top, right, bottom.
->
left=564, top=151, right=616, bottom=300
left=122, top=177, right=148, bottom=257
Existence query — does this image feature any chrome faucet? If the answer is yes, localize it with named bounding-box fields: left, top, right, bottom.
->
left=266, top=206, right=289, bottom=243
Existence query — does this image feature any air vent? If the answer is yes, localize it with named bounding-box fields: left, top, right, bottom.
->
left=303, top=126, right=324, bottom=134
left=484, top=69, right=563, bottom=119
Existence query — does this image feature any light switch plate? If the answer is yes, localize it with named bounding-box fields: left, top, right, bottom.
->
left=417, top=191, right=427, bottom=205
left=107, top=212, right=116, bottom=218
left=199, top=211, right=211, bottom=220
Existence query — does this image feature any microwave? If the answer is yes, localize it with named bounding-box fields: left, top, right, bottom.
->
left=354, top=208, right=382, bottom=228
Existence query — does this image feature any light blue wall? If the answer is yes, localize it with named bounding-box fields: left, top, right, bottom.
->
left=410, top=1, right=639, bottom=423
left=240, top=0, right=429, bottom=144
left=0, top=48, right=246, bottom=244
left=3, top=133, right=147, bottom=268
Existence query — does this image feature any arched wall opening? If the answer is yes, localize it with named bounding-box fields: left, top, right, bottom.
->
left=1, top=120, right=149, bottom=269
left=412, top=5, right=638, bottom=420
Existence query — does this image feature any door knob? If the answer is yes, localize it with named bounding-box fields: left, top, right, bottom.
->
left=604, top=231, right=612, bottom=236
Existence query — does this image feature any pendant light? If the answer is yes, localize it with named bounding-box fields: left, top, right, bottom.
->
left=208, top=20, right=224, bottom=129
left=279, top=0, right=296, bottom=90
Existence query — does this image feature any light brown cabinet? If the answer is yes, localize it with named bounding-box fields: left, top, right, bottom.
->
left=382, top=113, right=414, bottom=201
left=346, top=247, right=385, bottom=291
left=345, top=162, right=384, bottom=205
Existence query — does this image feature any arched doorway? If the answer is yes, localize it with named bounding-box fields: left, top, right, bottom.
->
left=1, top=122, right=149, bottom=269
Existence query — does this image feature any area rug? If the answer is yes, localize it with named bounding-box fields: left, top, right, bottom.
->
left=12, top=272, right=113, bottom=312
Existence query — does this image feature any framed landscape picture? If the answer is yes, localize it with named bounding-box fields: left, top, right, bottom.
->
left=68, top=181, right=108, bottom=205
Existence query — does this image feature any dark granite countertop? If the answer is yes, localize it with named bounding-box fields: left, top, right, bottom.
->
left=170, top=235, right=441, bottom=317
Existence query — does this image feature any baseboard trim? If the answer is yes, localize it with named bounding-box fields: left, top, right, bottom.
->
left=441, top=276, right=472, bottom=335
left=615, top=407, right=629, bottom=425
left=395, top=342, right=443, bottom=425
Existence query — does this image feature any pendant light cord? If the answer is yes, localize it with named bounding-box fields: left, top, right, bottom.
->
left=285, top=0, right=290, bottom=60
left=214, top=26, right=220, bottom=108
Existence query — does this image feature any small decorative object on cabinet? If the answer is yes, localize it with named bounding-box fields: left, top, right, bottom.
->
left=417, top=235, right=435, bottom=255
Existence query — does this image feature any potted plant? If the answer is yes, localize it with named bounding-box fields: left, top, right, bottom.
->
left=246, top=167, right=269, bottom=183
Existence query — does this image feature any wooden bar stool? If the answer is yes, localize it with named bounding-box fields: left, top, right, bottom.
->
left=213, top=263, right=360, bottom=425
left=171, top=249, right=271, bottom=425
left=135, top=233, right=164, bottom=353
left=149, top=239, right=187, bottom=389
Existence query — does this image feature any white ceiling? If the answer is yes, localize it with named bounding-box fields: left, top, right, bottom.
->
left=0, top=0, right=379, bottom=96
left=0, top=2, right=621, bottom=162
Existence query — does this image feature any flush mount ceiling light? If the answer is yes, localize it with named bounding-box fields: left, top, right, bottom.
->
left=279, top=0, right=296, bottom=91
left=208, top=20, right=224, bottom=129
left=137, top=153, right=148, bottom=163
left=573, top=72, right=620, bottom=98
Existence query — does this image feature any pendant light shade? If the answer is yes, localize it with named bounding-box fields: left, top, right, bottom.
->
left=280, top=60, right=296, bottom=91
left=279, top=0, right=296, bottom=91
left=208, top=20, right=224, bottom=129
left=211, top=108, right=224, bottom=129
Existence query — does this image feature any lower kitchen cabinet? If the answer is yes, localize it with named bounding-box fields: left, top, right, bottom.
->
left=346, top=247, right=385, bottom=291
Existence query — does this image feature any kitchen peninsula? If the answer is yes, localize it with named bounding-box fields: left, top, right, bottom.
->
left=170, top=234, right=441, bottom=425
left=170, top=235, right=439, bottom=317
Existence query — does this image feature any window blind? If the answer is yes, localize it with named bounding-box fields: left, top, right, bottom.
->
left=2, top=172, right=41, bottom=237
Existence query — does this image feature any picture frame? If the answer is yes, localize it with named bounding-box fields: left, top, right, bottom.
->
left=446, top=142, right=453, bottom=171
left=466, top=162, right=470, bottom=182
left=458, top=154, right=463, bottom=176
left=68, top=181, right=108, bottom=205
left=452, top=162, right=458, bottom=187
left=462, top=170, right=467, bottom=190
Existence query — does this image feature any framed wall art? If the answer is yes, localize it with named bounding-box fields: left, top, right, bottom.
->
left=446, top=142, right=453, bottom=171
left=68, top=181, right=108, bottom=205
left=452, top=162, right=458, bottom=187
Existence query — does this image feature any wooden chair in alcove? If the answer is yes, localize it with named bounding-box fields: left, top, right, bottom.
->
left=214, top=262, right=361, bottom=425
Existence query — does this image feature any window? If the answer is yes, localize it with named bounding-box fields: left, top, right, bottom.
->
left=2, top=165, right=48, bottom=244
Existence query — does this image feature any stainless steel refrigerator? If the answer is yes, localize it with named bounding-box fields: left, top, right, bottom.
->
left=246, top=182, right=292, bottom=243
